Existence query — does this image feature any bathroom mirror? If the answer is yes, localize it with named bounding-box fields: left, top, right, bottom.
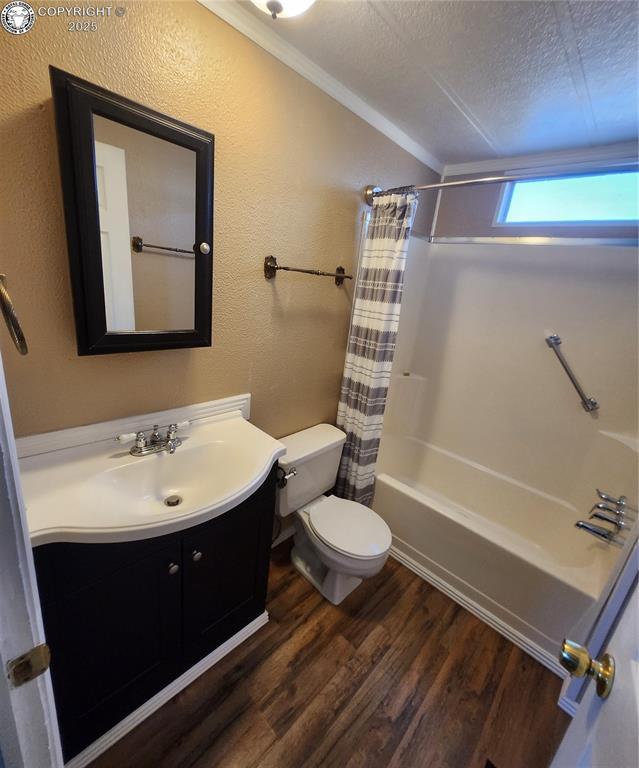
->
left=50, top=67, right=213, bottom=354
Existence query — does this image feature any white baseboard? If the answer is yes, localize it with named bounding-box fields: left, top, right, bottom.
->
left=65, top=611, right=269, bottom=768
left=558, top=695, right=578, bottom=717
left=389, top=544, right=565, bottom=678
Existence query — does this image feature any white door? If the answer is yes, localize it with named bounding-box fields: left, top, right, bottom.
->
left=551, top=579, right=638, bottom=768
left=0, top=348, right=63, bottom=768
left=94, top=141, right=136, bottom=331
left=559, top=531, right=638, bottom=712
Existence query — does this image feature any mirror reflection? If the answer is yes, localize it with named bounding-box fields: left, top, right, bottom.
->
left=93, top=115, right=196, bottom=332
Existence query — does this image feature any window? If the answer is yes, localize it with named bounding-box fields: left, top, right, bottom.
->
left=497, top=171, right=639, bottom=225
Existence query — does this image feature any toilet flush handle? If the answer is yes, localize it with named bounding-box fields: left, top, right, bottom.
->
left=277, top=466, right=297, bottom=488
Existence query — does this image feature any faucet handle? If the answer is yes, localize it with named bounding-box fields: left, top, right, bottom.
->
left=597, top=489, right=625, bottom=507
left=596, top=490, right=637, bottom=517
left=589, top=508, right=628, bottom=530
left=591, top=502, right=621, bottom=516
left=116, top=431, right=138, bottom=443
left=167, top=420, right=190, bottom=439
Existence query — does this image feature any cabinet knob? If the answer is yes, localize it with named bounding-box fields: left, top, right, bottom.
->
left=192, top=550, right=203, bottom=563
left=168, top=562, right=180, bottom=575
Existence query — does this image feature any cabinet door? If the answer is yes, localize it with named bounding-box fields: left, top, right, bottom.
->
left=181, top=472, right=275, bottom=666
left=36, top=540, right=182, bottom=761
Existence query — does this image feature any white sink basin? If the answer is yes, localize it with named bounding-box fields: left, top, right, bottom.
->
left=20, top=412, right=285, bottom=545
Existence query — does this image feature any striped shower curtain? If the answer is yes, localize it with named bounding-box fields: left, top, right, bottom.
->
left=335, top=190, right=419, bottom=505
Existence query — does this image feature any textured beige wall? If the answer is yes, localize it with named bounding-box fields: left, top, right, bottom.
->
left=0, top=1, right=437, bottom=438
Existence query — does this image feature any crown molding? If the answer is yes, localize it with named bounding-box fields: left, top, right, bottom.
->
left=443, top=142, right=638, bottom=177
left=197, top=0, right=442, bottom=173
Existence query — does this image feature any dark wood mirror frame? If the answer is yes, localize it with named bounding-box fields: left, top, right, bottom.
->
left=50, top=67, right=214, bottom=355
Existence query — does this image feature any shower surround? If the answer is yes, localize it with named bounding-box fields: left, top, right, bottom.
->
left=373, top=237, right=638, bottom=674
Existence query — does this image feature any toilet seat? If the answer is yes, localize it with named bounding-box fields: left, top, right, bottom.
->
left=303, top=495, right=392, bottom=560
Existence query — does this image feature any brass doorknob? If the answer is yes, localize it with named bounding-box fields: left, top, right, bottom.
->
left=560, top=639, right=615, bottom=699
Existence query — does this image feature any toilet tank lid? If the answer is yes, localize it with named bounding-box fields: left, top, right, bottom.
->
left=278, top=424, right=346, bottom=469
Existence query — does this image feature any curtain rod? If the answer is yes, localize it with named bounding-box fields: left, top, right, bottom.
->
left=364, top=161, right=639, bottom=205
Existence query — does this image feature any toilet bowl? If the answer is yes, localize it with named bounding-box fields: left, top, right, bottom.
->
left=277, top=424, right=392, bottom=605
left=292, top=494, right=392, bottom=604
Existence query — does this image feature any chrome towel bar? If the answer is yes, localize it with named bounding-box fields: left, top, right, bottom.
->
left=546, top=334, right=598, bottom=412
left=0, top=274, right=28, bottom=355
left=264, top=256, right=352, bottom=286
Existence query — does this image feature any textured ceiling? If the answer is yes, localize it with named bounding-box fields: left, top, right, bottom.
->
left=239, top=0, right=639, bottom=165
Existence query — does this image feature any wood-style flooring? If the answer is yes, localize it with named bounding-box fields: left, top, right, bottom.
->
left=90, top=541, right=569, bottom=768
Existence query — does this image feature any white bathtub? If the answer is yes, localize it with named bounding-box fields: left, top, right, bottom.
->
left=373, top=434, right=623, bottom=674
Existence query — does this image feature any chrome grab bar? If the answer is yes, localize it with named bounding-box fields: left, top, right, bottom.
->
left=0, top=275, right=28, bottom=355
left=545, top=334, right=598, bottom=412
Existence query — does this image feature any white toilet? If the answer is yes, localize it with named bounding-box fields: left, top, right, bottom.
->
left=277, top=424, right=392, bottom=605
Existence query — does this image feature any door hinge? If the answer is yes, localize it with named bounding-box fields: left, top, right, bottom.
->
left=7, top=643, right=51, bottom=687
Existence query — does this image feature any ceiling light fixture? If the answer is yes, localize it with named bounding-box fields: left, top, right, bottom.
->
left=250, top=0, right=316, bottom=20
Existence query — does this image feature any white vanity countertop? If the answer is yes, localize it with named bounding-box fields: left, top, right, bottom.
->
left=20, top=411, right=286, bottom=546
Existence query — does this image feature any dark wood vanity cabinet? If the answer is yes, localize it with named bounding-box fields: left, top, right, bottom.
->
left=181, top=488, right=272, bottom=666
left=33, top=465, right=276, bottom=761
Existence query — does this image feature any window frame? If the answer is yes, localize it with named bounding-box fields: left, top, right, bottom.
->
left=493, top=170, right=639, bottom=228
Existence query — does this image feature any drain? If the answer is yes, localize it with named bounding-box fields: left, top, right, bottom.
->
left=164, top=494, right=183, bottom=508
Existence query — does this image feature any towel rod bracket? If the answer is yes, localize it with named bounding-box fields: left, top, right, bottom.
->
left=264, top=255, right=278, bottom=280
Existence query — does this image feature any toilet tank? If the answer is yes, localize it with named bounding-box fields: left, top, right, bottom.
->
left=277, top=424, right=346, bottom=517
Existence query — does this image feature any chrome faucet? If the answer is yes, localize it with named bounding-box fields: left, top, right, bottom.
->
left=117, top=421, right=189, bottom=456
left=575, top=488, right=637, bottom=544
left=575, top=520, right=618, bottom=542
